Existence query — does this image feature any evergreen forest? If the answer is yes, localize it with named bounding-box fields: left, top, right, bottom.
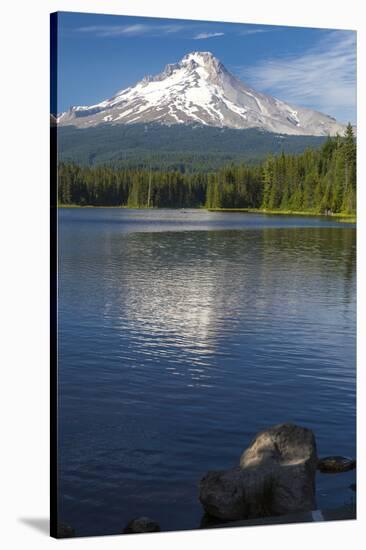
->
left=57, top=124, right=356, bottom=214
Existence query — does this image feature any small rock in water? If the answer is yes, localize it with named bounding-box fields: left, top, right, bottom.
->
left=123, top=517, right=161, bottom=534
left=199, top=423, right=318, bottom=521
left=317, top=456, right=356, bottom=473
left=57, top=522, right=75, bottom=538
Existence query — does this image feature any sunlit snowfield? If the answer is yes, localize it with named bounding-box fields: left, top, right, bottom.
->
left=58, top=208, right=356, bottom=536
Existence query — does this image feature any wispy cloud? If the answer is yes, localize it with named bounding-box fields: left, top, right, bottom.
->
left=76, top=23, right=186, bottom=38
left=193, top=32, right=225, bottom=40
left=239, top=28, right=272, bottom=36
left=76, top=23, right=272, bottom=40
left=244, top=30, right=356, bottom=122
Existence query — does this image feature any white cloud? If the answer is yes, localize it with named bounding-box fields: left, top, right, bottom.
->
left=244, top=30, right=356, bottom=123
left=194, top=32, right=225, bottom=40
left=76, top=23, right=270, bottom=41
left=239, top=29, right=271, bottom=36
left=76, top=23, right=185, bottom=37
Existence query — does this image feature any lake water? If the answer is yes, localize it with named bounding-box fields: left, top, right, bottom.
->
left=58, top=208, right=356, bottom=537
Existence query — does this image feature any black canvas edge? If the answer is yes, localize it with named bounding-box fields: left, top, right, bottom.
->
left=50, top=11, right=59, bottom=539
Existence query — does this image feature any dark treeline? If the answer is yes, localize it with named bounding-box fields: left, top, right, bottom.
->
left=58, top=124, right=356, bottom=214
left=58, top=164, right=207, bottom=208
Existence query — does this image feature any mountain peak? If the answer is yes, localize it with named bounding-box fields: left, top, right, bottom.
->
left=180, top=51, right=224, bottom=75
left=144, top=51, right=224, bottom=85
left=58, top=52, right=347, bottom=136
left=182, top=51, right=217, bottom=64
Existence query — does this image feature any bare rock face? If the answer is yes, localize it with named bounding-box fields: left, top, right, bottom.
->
left=123, top=516, right=161, bottom=534
left=199, top=423, right=318, bottom=521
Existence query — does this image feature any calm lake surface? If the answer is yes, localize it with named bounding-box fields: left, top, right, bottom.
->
left=58, top=208, right=356, bottom=536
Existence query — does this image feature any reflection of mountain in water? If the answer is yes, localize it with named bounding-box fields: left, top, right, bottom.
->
left=58, top=210, right=356, bottom=536
left=97, top=227, right=355, bottom=388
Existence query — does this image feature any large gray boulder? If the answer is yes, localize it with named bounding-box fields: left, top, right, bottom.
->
left=199, top=423, right=318, bottom=521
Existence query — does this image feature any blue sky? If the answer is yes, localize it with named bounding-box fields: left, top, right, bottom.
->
left=55, top=12, right=356, bottom=123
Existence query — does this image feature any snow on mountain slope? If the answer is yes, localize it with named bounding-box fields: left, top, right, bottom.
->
left=57, top=51, right=347, bottom=136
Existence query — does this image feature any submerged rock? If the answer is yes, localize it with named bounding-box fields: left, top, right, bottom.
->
left=317, top=456, right=356, bottom=473
left=199, top=423, right=318, bottom=521
left=123, top=517, right=161, bottom=534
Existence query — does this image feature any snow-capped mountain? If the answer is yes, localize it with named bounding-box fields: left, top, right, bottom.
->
left=58, top=51, right=346, bottom=136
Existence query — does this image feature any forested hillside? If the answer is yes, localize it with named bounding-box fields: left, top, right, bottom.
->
left=58, top=124, right=326, bottom=171
left=57, top=124, right=356, bottom=214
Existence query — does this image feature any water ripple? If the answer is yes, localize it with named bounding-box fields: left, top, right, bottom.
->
left=58, top=209, right=356, bottom=536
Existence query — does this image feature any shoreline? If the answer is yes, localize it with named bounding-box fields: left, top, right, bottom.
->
left=207, top=208, right=356, bottom=223
left=56, top=204, right=356, bottom=223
